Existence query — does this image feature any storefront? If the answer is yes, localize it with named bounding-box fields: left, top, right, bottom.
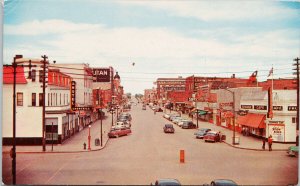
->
left=236, top=113, right=266, bottom=137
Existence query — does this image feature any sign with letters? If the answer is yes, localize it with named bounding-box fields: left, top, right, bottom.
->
left=92, top=68, right=110, bottom=82
left=254, top=105, right=267, bottom=110
left=288, top=106, right=297, bottom=111
left=241, top=105, right=253, bottom=109
left=268, top=124, right=285, bottom=142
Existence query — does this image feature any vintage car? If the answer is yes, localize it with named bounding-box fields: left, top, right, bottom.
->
left=108, top=127, right=131, bottom=138
left=152, top=179, right=181, bottom=186
left=287, top=146, right=299, bottom=157
left=210, top=179, right=238, bottom=186
left=112, top=121, right=130, bottom=129
left=194, top=128, right=212, bottom=139
left=181, top=121, right=197, bottom=129
left=203, top=131, right=222, bottom=142
left=163, top=124, right=175, bottom=133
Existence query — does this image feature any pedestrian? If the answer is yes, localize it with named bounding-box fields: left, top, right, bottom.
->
left=262, top=138, right=266, bottom=150
left=268, top=135, right=273, bottom=151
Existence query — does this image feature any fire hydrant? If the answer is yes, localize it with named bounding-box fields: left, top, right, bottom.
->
left=83, top=142, right=86, bottom=150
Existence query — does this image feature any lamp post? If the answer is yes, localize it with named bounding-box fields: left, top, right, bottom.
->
left=116, top=105, right=119, bottom=119
left=99, top=88, right=103, bottom=147
left=223, top=88, right=236, bottom=145
left=88, top=125, right=91, bottom=150
left=111, top=108, right=115, bottom=126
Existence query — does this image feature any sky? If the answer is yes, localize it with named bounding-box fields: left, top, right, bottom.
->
left=2, top=0, right=300, bottom=94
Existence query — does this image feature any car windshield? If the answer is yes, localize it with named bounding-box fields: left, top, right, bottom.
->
left=165, top=124, right=173, bottom=128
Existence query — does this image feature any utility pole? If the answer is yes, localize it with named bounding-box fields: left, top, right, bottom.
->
left=293, top=57, right=299, bottom=146
left=12, top=57, right=17, bottom=185
left=99, top=88, right=103, bottom=146
left=41, top=55, right=48, bottom=151
left=8, top=56, right=36, bottom=184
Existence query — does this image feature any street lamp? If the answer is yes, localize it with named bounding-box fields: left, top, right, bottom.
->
left=88, top=125, right=91, bottom=150
left=99, top=88, right=103, bottom=147
left=110, top=108, right=115, bottom=126
left=116, top=105, right=120, bottom=119
left=223, top=88, right=236, bottom=145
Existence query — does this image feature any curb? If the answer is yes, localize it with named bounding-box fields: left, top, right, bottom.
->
left=3, top=137, right=111, bottom=154
left=223, top=141, right=287, bottom=151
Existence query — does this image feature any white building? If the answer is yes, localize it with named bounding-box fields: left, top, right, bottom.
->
left=239, top=89, right=297, bottom=142
left=3, top=55, right=75, bottom=145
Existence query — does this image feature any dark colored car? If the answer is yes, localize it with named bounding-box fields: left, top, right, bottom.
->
left=152, top=179, right=181, bottom=186
left=181, top=121, right=197, bottom=129
left=163, top=124, right=175, bottom=133
left=108, top=127, right=131, bottom=138
left=194, top=128, right=211, bottom=139
left=155, top=107, right=163, bottom=112
left=210, top=179, right=238, bottom=186
left=203, top=131, right=222, bottom=142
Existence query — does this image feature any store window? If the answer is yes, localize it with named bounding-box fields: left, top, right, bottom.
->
left=32, top=93, right=36, bottom=106
left=17, top=92, right=23, bottom=106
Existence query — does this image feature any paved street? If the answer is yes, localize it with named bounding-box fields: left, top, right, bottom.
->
left=2, top=103, right=298, bottom=185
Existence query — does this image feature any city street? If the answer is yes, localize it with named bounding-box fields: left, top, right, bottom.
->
left=2, top=103, right=298, bottom=185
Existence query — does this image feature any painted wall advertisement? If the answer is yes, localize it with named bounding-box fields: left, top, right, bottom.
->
left=268, top=121, right=285, bottom=142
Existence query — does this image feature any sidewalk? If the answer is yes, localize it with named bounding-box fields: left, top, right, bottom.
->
left=162, top=109, right=294, bottom=151
left=2, top=113, right=115, bottom=154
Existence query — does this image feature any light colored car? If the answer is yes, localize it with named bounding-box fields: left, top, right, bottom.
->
left=177, top=119, right=191, bottom=126
left=163, top=114, right=171, bottom=119
left=112, top=121, right=130, bottom=129
left=152, top=179, right=181, bottom=186
left=172, top=117, right=183, bottom=124
left=170, top=116, right=181, bottom=122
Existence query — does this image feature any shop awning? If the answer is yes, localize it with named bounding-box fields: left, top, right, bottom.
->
left=237, top=113, right=266, bottom=128
left=191, top=109, right=208, bottom=115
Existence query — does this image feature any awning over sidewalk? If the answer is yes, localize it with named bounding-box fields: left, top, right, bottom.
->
left=191, top=109, right=208, bottom=115
left=237, top=113, right=266, bottom=128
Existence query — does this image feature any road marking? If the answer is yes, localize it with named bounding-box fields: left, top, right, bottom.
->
left=44, top=155, right=77, bottom=184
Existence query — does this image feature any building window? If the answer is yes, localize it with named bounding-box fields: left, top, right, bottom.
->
left=17, top=92, right=23, bottom=106
left=39, top=70, right=43, bottom=82
left=48, top=93, right=50, bottom=106
left=292, top=117, right=296, bottom=123
left=56, top=93, right=58, bottom=106
left=60, top=93, right=61, bottom=105
left=32, top=70, right=36, bottom=82
left=32, top=93, right=36, bottom=106
left=39, top=93, right=43, bottom=106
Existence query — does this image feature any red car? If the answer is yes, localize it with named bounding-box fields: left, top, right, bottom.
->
left=108, top=127, right=131, bottom=138
left=203, top=131, right=222, bottom=142
left=163, top=124, right=175, bottom=133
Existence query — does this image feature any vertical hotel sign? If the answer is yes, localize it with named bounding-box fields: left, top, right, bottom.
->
left=93, top=68, right=111, bottom=82
left=71, top=81, right=76, bottom=110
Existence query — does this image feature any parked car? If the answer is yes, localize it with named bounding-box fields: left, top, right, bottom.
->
left=178, top=119, right=192, bottom=127
left=108, top=127, right=131, bottom=138
left=181, top=121, right=197, bottom=129
left=163, top=114, right=171, bottom=119
left=163, top=124, right=175, bottom=133
left=194, top=128, right=211, bottom=139
left=172, top=117, right=183, bottom=125
left=210, top=179, right=238, bottom=186
left=170, top=115, right=181, bottom=122
left=287, top=146, right=299, bottom=157
left=155, top=107, right=163, bottom=112
left=112, top=121, right=130, bottom=129
left=119, top=113, right=132, bottom=121
left=152, top=179, right=181, bottom=186
left=204, top=131, right=222, bottom=142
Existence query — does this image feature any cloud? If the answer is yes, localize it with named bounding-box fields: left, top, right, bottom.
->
left=118, top=1, right=298, bottom=21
